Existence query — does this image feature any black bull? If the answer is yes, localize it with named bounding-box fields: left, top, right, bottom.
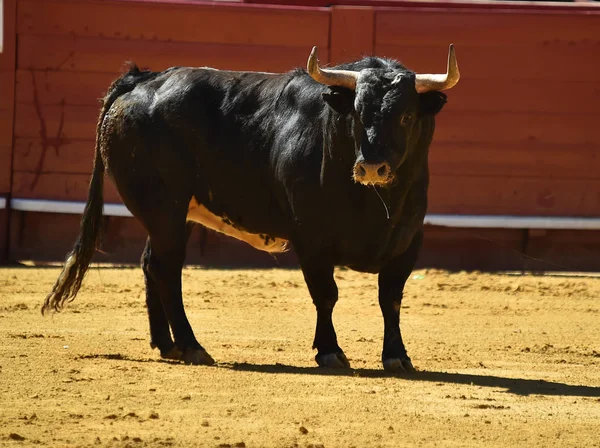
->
left=42, top=46, right=460, bottom=372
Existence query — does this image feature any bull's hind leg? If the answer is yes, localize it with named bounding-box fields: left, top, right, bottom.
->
left=113, top=170, right=213, bottom=365
left=141, top=213, right=214, bottom=366
left=141, top=223, right=195, bottom=361
left=377, top=230, right=423, bottom=373
left=141, top=237, right=178, bottom=359
left=299, top=259, right=350, bottom=369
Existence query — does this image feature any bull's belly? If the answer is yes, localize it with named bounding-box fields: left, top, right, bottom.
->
left=186, top=198, right=289, bottom=253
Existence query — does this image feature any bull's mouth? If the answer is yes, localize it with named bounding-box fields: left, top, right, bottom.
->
left=352, top=162, right=394, bottom=186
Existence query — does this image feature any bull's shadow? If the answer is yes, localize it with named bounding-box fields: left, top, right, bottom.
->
left=225, top=362, right=600, bottom=398
left=76, top=354, right=600, bottom=398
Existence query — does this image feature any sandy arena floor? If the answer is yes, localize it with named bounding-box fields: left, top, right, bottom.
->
left=1, top=266, right=599, bottom=447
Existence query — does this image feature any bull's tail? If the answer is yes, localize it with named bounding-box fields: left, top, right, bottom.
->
left=41, top=63, right=153, bottom=314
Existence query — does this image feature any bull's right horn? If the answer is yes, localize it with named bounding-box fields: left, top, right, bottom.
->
left=307, top=46, right=359, bottom=90
left=414, top=44, right=460, bottom=93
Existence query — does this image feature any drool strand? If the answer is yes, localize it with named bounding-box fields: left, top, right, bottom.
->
left=373, top=186, right=390, bottom=220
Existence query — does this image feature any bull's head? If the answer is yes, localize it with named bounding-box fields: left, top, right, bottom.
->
left=307, top=45, right=459, bottom=186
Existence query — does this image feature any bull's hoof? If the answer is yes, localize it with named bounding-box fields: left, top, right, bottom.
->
left=315, top=352, right=351, bottom=369
left=182, top=348, right=215, bottom=366
left=383, top=357, right=416, bottom=373
left=160, top=346, right=183, bottom=361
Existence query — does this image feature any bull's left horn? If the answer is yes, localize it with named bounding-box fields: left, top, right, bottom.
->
left=414, top=44, right=460, bottom=93
left=307, top=46, right=359, bottom=90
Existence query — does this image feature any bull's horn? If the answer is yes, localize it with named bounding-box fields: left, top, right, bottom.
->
left=415, top=44, right=460, bottom=93
left=307, top=46, right=359, bottom=90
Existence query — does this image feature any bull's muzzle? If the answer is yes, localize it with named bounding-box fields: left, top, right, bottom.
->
left=353, top=161, right=393, bottom=186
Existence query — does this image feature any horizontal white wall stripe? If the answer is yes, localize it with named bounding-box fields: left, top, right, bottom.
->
left=11, top=198, right=133, bottom=217
left=0, top=197, right=6, bottom=210
left=8, top=198, right=600, bottom=230
left=424, top=214, right=600, bottom=230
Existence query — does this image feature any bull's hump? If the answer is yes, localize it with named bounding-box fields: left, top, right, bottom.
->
left=186, top=197, right=289, bottom=254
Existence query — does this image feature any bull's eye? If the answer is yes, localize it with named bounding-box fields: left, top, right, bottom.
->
left=399, top=114, right=413, bottom=126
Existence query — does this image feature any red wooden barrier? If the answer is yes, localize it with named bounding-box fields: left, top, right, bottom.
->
left=4, top=0, right=600, bottom=270
left=0, top=0, right=16, bottom=179
left=0, top=0, right=17, bottom=262
left=13, top=0, right=330, bottom=203
left=372, top=7, right=600, bottom=217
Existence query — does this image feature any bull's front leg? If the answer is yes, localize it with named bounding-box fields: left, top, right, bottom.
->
left=299, top=260, right=350, bottom=369
left=377, top=231, right=423, bottom=373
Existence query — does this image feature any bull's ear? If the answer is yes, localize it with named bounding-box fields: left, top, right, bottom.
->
left=418, top=91, right=447, bottom=116
left=322, top=87, right=355, bottom=115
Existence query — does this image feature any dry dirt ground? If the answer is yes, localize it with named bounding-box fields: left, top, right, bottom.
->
left=1, top=266, right=599, bottom=447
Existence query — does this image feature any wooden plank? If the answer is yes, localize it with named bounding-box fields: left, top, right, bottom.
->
left=8, top=212, right=299, bottom=267
left=0, top=70, right=17, bottom=108
left=18, top=0, right=330, bottom=48
left=246, top=0, right=600, bottom=12
left=18, top=35, right=324, bottom=74
left=13, top=94, right=599, bottom=146
left=525, top=229, right=600, bottom=272
left=330, top=6, right=375, bottom=64
left=440, top=77, right=600, bottom=116
left=429, top=141, right=600, bottom=180
left=13, top=160, right=600, bottom=217
left=0, top=0, right=17, bottom=70
left=376, top=9, right=600, bottom=47
left=429, top=175, right=600, bottom=217
left=15, top=70, right=114, bottom=107
left=419, top=226, right=526, bottom=271
left=15, top=68, right=600, bottom=115
left=12, top=137, right=600, bottom=182
left=433, top=111, right=598, bottom=146
left=0, top=0, right=17, bottom=199
left=12, top=172, right=122, bottom=203
left=13, top=139, right=95, bottom=175
left=8, top=213, right=145, bottom=263
left=0, top=209, right=7, bottom=264
left=0, top=110, right=14, bottom=148
left=375, top=42, right=600, bottom=83
left=0, top=146, right=11, bottom=193
left=14, top=103, right=99, bottom=140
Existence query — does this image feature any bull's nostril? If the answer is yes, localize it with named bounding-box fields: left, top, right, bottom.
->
left=358, top=165, right=367, bottom=177
left=377, top=165, right=388, bottom=177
